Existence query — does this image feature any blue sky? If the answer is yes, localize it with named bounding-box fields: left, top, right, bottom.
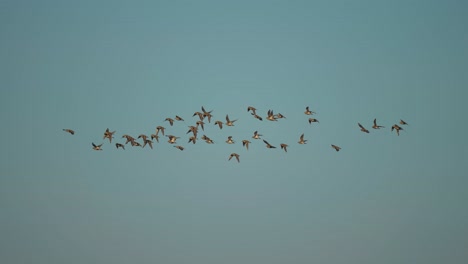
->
left=1, top=0, right=467, bottom=263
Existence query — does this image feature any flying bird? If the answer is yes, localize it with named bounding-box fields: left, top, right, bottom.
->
left=214, top=120, right=223, bottom=129
left=143, top=139, right=153, bottom=149
left=247, top=106, right=257, bottom=115
left=280, top=143, right=288, bottom=152
left=308, top=118, right=319, bottom=124
left=103, top=128, right=116, bottom=143
left=253, top=114, right=263, bottom=121
left=252, top=130, right=262, bottom=139
left=229, top=153, right=240, bottom=163
left=175, top=115, right=184, bottom=121
left=226, top=136, right=235, bottom=144
left=298, top=133, right=307, bottom=144
left=196, top=121, right=205, bottom=131
left=242, top=140, right=251, bottom=150
left=225, top=115, right=238, bottom=126
left=391, top=124, right=403, bottom=136
left=63, top=129, right=75, bottom=135
left=92, top=143, right=103, bottom=151
left=188, top=136, right=197, bottom=144
left=358, top=123, right=370, bottom=133
left=150, top=134, right=159, bottom=143
left=156, top=126, right=165, bottom=136
left=400, top=119, right=408, bottom=125
left=165, top=118, right=174, bottom=126
left=166, top=135, right=179, bottom=144
left=331, top=144, right=341, bottom=152
left=174, top=145, right=184, bottom=151
left=115, top=143, right=125, bottom=150
left=266, top=110, right=278, bottom=121
left=372, top=118, right=385, bottom=129
left=304, top=106, right=315, bottom=115
left=263, top=139, right=276, bottom=148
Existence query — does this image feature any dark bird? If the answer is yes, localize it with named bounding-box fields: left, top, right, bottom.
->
left=150, top=134, right=159, bottom=143
left=242, top=140, right=251, bottom=150
left=103, top=128, right=116, bottom=143
left=280, top=143, right=288, bottom=152
left=331, top=144, right=341, bottom=152
left=175, top=115, right=184, bottom=121
left=308, top=118, right=319, bottom=124
left=92, top=143, right=103, bottom=151
left=174, top=145, right=184, bottom=151
left=166, top=135, right=179, bottom=144
left=400, top=119, right=408, bottom=125
left=63, top=129, right=75, bottom=135
left=225, top=115, right=238, bottom=126
left=358, top=123, right=370, bottom=133
left=226, top=136, right=235, bottom=144
left=391, top=124, right=403, bottom=136
left=247, top=106, right=257, bottom=115
left=201, top=106, right=213, bottom=123
left=122, top=134, right=136, bottom=145
left=143, top=139, right=153, bottom=149
left=252, top=130, right=262, bottom=139
left=229, top=153, right=240, bottom=163
left=156, top=126, right=165, bottom=136
left=214, top=120, right=223, bottom=129
left=276, top=113, right=286, bottom=119
left=253, top=114, right=263, bottom=121
left=263, top=139, right=276, bottom=149
left=372, top=118, right=385, bottom=129
left=193, top=111, right=204, bottom=121
left=304, top=106, right=315, bottom=115
left=266, top=110, right=278, bottom=121
left=138, top=134, right=148, bottom=142
left=115, top=143, right=125, bottom=150
left=298, top=133, right=307, bottom=144
left=165, top=118, right=174, bottom=126
left=196, top=121, right=205, bottom=131
left=188, top=136, right=197, bottom=144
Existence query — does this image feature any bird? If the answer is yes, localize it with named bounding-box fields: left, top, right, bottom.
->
left=391, top=124, right=403, bottom=136
left=175, top=115, right=184, bottom=121
left=150, top=134, right=159, bottom=143
left=143, top=139, right=153, bottom=149
left=331, top=144, right=341, bottom=152
left=253, top=114, right=263, bottom=121
left=247, top=106, right=257, bottom=115
left=266, top=110, right=278, bottom=121
left=103, top=128, right=116, bottom=143
left=63, top=129, right=75, bottom=135
left=229, top=153, right=240, bottom=163
left=193, top=111, right=204, bottom=121
left=92, top=143, right=103, bottom=151
left=225, top=115, right=237, bottom=126
left=298, top=133, right=307, bottom=144
left=252, top=130, right=262, bottom=139
left=166, top=135, right=179, bottom=144
left=242, top=140, right=251, bottom=150
left=280, top=143, right=288, bottom=152
left=122, top=134, right=136, bottom=145
left=196, top=121, right=205, bottom=131
left=372, top=118, right=385, bottom=129
left=115, top=143, right=125, bottom=150
left=165, top=118, right=174, bottom=126
left=174, top=145, right=184, bottom=151
left=400, top=119, right=408, bottom=125
left=358, top=123, right=370, bottom=133
left=276, top=113, right=286, bottom=119
left=131, top=141, right=142, bottom=147
left=138, top=134, right=148, bottom=142
left=304, top=106, right=315, bottom=115
left=308, top=118, right=319, bottom=124
left=263, top=139, right=276, bottom=148
left=188, top=136, right=197, bottom=144
left=156, top=126, right=165, bottom=136
left=187, top=126, right=198, bottom=136
left=214, top=120, right=223, bottom=129
left=202, top=135, right=214, bottom=144
left=201, top=106, right=213, bottom=123
left=226, top=136, right=235, bottom=144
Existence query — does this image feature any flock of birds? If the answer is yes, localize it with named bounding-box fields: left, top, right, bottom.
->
left=62, top=106, right=409, bottom=163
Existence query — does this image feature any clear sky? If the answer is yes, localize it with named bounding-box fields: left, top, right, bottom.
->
left=1, top=0, right=467, bottom=263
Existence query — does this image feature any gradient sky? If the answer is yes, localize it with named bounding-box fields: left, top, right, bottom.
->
left=1, top=1, right=467, bottom=263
